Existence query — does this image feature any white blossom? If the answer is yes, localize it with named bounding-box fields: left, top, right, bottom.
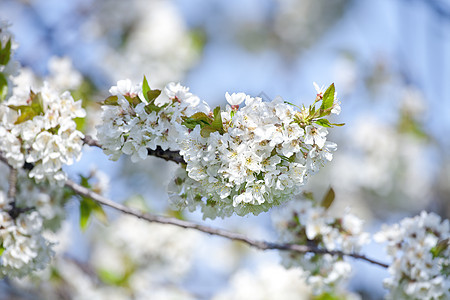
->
left=375, top=211, right=449, bottom=300
left=272, top=199, right=369, bottom=293
left=225, top=92, right=247, bottom=106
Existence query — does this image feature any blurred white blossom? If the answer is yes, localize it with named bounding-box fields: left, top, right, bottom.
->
left=375, top=211, right=449, bottom=300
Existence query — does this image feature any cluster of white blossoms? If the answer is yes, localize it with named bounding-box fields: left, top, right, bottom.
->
left=0, top=166, right=69, bottom=278
left=100, top=78, right=339, bottom=218
left=169, top=84, right=340, bottom=218
left=0, top=21, right=85, bottom=184
left=0, top=200, right=53, bottom=278
left=374, top=211, right=449, bottom=300
left=0, top=82, right=86, bottom=183
left=97, top=78, right=209, bottom=161
left=272, top=197, right=370, bottom=293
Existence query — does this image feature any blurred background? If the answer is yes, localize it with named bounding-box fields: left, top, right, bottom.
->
left=1, top=0, right=449, bottom=299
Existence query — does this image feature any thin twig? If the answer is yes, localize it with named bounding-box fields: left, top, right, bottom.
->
left=82, top=135, right=102, bottom=148
left=0, top=154, right=34, bottom=218
left=7, top=167, right=17, bottom=200
left=64, top=179, right=389, bottom=269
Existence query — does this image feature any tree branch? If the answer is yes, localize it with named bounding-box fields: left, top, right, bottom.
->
left=64, top=179, right=389, bottom=269
left=82, top=135, right=185, bottom=164
left=0, top=150, right=389, bottom=268
left=7, top=167, right=17, bottom=200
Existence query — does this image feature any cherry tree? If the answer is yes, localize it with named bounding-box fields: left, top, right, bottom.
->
left=0, top=8, right=449, bottom=299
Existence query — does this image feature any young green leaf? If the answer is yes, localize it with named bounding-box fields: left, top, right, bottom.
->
left=320, top=83, right=335, bottom=111
left=200, top=125, right=216, bottom=138
left=210, top=106, right=224, bottom=133
left=189, top=112, right=212, bottom=124
left=91, top=202, right=108, bottom=225
left=146, top=89, right=161, bottom=103
left=0, top=38, right=11, bottom=66
left=124, top=95, right=141, bottom=106
left=320, top=187, right=335, bottom=209
left=74, top=117, right=86, bottom=132
left=314, top=292, right=341, bottom=300
left=144, top=103, right=164, bottom=114
left=79, top=198, right=93, bottom=231
left=79, top=196, right=108, bottom=231
left=30, top=91, right=44, bottom=115
left=142, top=75, right=151, bottom=102
left=182, top=113, right=211, bottom=129
left=14, top=109, right=37, bottom=124
left=309, top=104, right=316, bottom=116
left=102, top=95, right=119, bottom=106
left=142, top=75, right=162, bottom=103
left=314, top=119, right=332, bottom=128
left=97, top=268, right=128, bottom=286
left=0, top=73, right=8, bottom=102
left=431, top=238, right=449, bottom=258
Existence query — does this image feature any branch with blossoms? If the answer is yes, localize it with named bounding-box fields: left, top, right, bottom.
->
left=83, top=135, right=185, bottom=164
left=63, top=177, right=389, bottom=268
left=0, top=19, right=449, bottom=299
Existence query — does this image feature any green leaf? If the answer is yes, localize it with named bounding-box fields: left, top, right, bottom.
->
left=210, top=106, right=224, bottom=132
left=9, top=91, right=45, bottom=124
left=142, top=75, right=151, bottom=102
left=330, top=122, right=345, bottom=127
left=189, top=112, right=212, bottom=123
left=200, top=125, right=216, bottom=138
left=74, top=117, right=86, bottom=132
left=97, top=268, right=127, bottom=286
left=144, top=101, right=168, bottom=114
left=431, top=238, right=449, bottom=258
left=182, top=112, right=212, bottom=129
left=309, top=104, right=316, bottom=116
left=79, top=198, right=93, bottom=231
left=78, top=175, right=108, bottom=231
left=303, top=191, right=315, bottom=201
left=142, top=75, right=161, bottom=103
left=124, top=95, right=141, bottom=106
left=321, top=187, right=335, bottom=209
left=8, top=104, right=30, bottom=111
left=320, top=83, right=335, bottom=111
left=92, top=202, right=108, bottom=225
left=79, top=196, right=108, bottom=231
left=182, top=119, right=205, bottom=129
left=200, top=107, right=224, bottom=137
left=0, top=38, right=12, bottom=66
left=14, top=110, right=36, bottom=124
left=146, top=89, right=161, bottom=103
left=314, top=118, right=331, bottom=127
left=0, top=245, right=5, bottom=256
left=0, top=73, right=8, bottom=102
left=102, top=95, right=119, bottom=105
left=30, top=91, right=44, bottom=115
left=314, top=292, right=342, bottom=300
